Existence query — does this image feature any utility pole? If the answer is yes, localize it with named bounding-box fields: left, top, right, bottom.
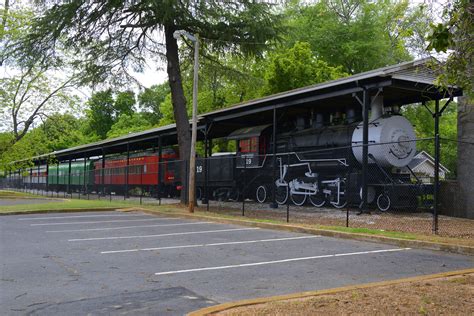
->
left=174, top=30, right=199, bottom=213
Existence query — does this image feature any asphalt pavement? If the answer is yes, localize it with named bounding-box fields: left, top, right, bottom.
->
left=1, top=211, right=472, bottom=315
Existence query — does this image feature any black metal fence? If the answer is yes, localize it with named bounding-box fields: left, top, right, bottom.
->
left=2, top=138, right=473, bottom=239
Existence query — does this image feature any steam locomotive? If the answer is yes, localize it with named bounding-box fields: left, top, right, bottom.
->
left=197, top=96, right=426, bottom=211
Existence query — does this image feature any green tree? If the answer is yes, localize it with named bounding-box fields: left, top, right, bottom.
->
left=107, top=113, right=152, bottom=139
left=402, top=101, right=458, bottom=176
left=285, top=0, right=422, bottom=74
left=84, top=89, right=138, bottom=139
left=85, top=90, right=116, bottom=139
left=138, top=83, right=169, bottom=125
left=427, top=0, right=473, bottom=94
left=0, top=5, right=80, bottom=143
left=264, top=42, right=347, bottom=94
left=0, top=127, right=49, bottom=171
left=114, top=91, right=135, bottom=118
left=40, top=113, right=88, bottom=151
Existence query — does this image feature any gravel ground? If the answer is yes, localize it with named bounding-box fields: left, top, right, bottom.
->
left=202, top=200, right=474, bottom=239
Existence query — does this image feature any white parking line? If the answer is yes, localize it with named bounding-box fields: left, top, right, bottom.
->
left=18, top=214, right=142, bottom=220
left=30, top=218, right=175, bottom=226
left=68, top=228, right=260, bottom=242
left=47, top=221, right=213, bottom=233
left=154, top=248, right=412, bottom=276
left=100, top=236, right=320, bottom=254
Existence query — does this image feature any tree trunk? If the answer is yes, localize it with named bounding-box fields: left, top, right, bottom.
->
left=164, top=24, right=191, bottom=204
left=457, top=95, right=474, bottom=219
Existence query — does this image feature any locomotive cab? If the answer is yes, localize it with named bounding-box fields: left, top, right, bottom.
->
left=227, top=124, right=271, bottom=168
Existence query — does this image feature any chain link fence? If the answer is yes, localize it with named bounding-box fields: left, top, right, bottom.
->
left=2, top=137, right=473, bottom=239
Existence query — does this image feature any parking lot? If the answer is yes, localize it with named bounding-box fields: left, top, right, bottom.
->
left=1, top=211, right=473, bottom=315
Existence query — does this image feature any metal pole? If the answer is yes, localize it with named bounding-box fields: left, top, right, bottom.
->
left=242, top=157, right=246, bottom=216
left=203, top=123, right=208, bottom=205
left=433, top=99, right=440, bottom=234
left=125, top=143, right=130, bottom=199
left=287, top=153, right=290, bottom=222
left=68, top=158, right=72, bottom=195
left=45, top=162, right=49, bottom=196
left=37, top=163, right=40, bottom=195
left=29, top=167, right=32, bottom=191
left=140, top=166, right=143, bottom=205
left=101, top=148, right=106, bottom=196
left=157, top=137, right=162, bottom=205
left=270, top=106, right=278, bottom=208
left=83, top=155, right=87, bottom=194
left=360, top=88, right=370, bottom=214
left=206, top=138, right=212, bottom=212
left=56, top=161, right=59, bottom=197
left=188, top=34, right=199, bottom=213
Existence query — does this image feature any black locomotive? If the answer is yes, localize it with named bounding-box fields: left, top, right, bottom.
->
left=197, top=98, right=429, bottom=212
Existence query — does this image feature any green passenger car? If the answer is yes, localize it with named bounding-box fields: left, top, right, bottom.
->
left=48, top=161, right=95, bottom=186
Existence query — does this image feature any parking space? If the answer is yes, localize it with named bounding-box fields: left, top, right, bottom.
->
left=1, top=211, right=473, bottom=315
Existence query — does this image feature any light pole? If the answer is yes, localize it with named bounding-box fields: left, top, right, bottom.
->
left=173, top=30, right=199, bottom=213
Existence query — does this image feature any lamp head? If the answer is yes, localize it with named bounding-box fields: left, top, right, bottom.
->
left=173, top=30, right=197, bottom=42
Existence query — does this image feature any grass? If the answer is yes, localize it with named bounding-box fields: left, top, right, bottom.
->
left=0, top=190, right=38, bottom=199
left=319, top=225, right=419, bottom=240
left=0, top=197, right=133, bottom=214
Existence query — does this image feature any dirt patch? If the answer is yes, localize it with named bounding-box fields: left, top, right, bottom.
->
left=202, top=201, right=474, bottom=240
left=218, top=273, right=474, bottom=316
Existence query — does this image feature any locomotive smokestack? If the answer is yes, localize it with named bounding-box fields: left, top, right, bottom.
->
left=370, top=95, right=384, bottom=121
left=346, top=108, right=356, bottom=124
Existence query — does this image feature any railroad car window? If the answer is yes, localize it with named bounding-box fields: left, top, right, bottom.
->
left=239, top=137, right=258, bottom=153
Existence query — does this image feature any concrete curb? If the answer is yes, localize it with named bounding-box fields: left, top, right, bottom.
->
left=131, top=208, right=474, bottom=256
left=188, top=268, right=474, bottom=316
left=0, top=208, right=121, bottom=216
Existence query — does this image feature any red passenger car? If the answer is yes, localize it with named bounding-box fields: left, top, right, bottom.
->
left=94, top=148, right=180, bottom=196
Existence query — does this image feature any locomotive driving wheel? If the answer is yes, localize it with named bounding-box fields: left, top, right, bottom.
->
left=256, top=185, right=268, bottom=203
left=290, top=191, right=307, bottom=206
left=309, top=192, right=326, bottom=207
left=376, top=193, right=391, bottom=212
left=275, top=185, right=288, bottom=205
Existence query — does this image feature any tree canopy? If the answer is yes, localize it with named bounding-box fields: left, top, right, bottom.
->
left=263, top=42, right=347, bottom=94
left=427, top=0, right=473, bottom=94
left=0, top=5, right=80, bottom=143
left=284, top=0, right=424, bottom=74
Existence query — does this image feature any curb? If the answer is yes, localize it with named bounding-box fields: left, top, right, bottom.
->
left=188, top=268, right=474, bottom=316
left=0, top=208, right=121, bottom=216
left=131, top=208, right=474, bottom=256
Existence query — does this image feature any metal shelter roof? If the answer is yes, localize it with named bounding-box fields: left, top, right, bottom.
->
left=28, top=58, right=462, bottom=163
